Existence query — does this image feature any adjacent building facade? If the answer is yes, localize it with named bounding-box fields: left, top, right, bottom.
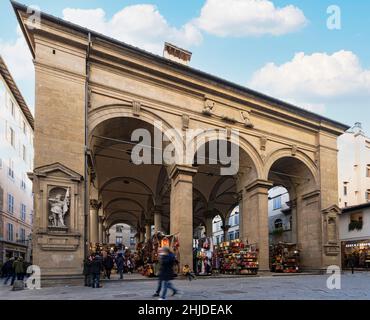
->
left=338, top=123, right=370, bottom=208
left=0, top=55, right=34, bottom=264
left=339, top=203, right=370, bottom=268
left=337, top=123, right=370, bottom=268
left=108, top=223, right=136, bottom=249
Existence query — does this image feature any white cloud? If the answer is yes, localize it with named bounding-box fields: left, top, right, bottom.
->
left=195, top=0, right=307, bottom=37
left=248, top=50, right=370, bottom=113
left=63, top=4, right=203, bottom=55
left=0, top=27, right=34, bottom=82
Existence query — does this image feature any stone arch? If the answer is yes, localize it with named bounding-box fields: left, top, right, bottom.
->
left=263, top=148, right=318, bottom=184
left=107, top=219, right=136, bottom=230
left=106, top=210, right=139, bottom=222
left=187, top=130, right=264, bottom=179
left=88, top=104, right=182, bottom=148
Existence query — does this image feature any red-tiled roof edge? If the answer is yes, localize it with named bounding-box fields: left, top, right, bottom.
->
left=0, top=55, right=34, bottom=130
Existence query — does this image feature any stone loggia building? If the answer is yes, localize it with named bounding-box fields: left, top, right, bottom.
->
left=13, top=1, right=348, bottom=284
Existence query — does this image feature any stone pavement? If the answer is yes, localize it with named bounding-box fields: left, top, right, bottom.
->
left=0, top=272, right=369, bottom=300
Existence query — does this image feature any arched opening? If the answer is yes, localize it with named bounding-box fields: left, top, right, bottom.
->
left=268, top=186, right=291, bottom=244
left=191, top=138, right=259, bottom=243
left=89, top=116, right=172, bottom=249
left=108, top=223, right=137, bottom=250
left=267, top=156, right=321, bottom=271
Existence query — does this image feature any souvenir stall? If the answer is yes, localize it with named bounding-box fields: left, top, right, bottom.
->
left=217, top=240, right=259, bottom=275
left=140, top=232, right=180, bottom=277
left=270, top=242, right=300, bottom=273
left=194, top=237, right=214, bottom=275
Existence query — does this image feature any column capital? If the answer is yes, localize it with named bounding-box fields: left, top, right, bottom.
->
left=221, top=225, right=231, bottom=232
left=169, top=165, right=197, bottom=180
left=245, top=179, right=273, bottom=193
left=90, top=199, right=102, bottom=210
left=286, top=198, right=297, bottom=209
left=153, top=205, right=163, bottom=213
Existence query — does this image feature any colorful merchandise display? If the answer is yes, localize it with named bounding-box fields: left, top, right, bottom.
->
left=139, top=232, right=180, bottom=277
left=270, top=242, right=300, bottom=273
left=194, top=237, right=214, bottom=275
left=217, top=240, right=259, bottom=275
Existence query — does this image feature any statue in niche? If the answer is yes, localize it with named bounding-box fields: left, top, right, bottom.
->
left=49, top=188, right=70, bottom=227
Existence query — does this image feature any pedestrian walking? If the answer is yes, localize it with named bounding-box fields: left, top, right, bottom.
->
left=83, top=256, right=92, bottom=287
left=2, top=257, right=15, bottom=285
left=154, top=247, right=178, bottom=300
left=116, top=253, right=125, bottom=280
left=91, top=253, right=103, bottom=288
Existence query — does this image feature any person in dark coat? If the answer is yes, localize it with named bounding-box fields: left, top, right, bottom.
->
left=2, top=258, right=15, bottom=285
left=115, top=253, right=125, bottom=280
left=83, top=256, right=92, bottom=287
left=154, top=247, right=178, bottom=300
left=348, top=254, right=355, bottom=274
left=91, top=253, right=103, bottom=288
left=103, top=254, right=114, bottom=280
left=13, top=257, right=25, bottom=282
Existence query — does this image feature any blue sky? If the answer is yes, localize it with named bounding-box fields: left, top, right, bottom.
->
left=0, top=0, right=369, bottom=134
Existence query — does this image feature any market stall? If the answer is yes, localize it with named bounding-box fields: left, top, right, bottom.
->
left=194, top=237, right=214, bottom=275
left=216, top=240, right=259, bottom=275
left=270, top=242, right=300, bottom=273
left=139, top=232, right=180, bottom=277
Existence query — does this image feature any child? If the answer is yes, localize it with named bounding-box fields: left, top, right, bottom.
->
left=182, top=264, right=195, bottom=281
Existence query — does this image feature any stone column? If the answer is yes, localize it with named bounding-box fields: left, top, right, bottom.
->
left=154, top=207, right=163, bottom=233
left=242, top=180, right=272, bottom=271
left=221, top=224, right=230, bottom=242
left=170, top=165, right=197, bottom=269
left=139, top=227, right=145, bottom=243
left=98, top=217, right=104, bottom=244
left=204, top=211, right=214, bottom=237
left=145, top=220, right=152, bottom=242
left=89, top=200, right=101, bottom=244
left=105, top=230, right=110, bottom=244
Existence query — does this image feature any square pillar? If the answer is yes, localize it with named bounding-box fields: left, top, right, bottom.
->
left=170, top=165, right=197, bottom=269
left=242, top=179, right=272, bottom=271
